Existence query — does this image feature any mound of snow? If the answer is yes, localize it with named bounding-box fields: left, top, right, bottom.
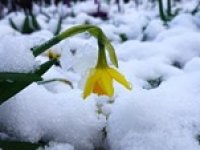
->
left=0, top=84, right=105, bottom=150
left=0, top=36, right=37, bottom=73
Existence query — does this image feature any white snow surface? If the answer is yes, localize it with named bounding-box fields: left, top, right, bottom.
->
left=0, top=36, right=37, bottom=73
left=0, top=1, right=200, bottom=150
left=107, top=73, right=200, bottom=150
left=0, top=84, right=105, bottom=150
left=37, top=142, right=74, bottom=150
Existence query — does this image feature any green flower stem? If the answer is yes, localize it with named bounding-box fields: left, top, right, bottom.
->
left=32, top=36, right=60, bottom=57
left=32, top=24, right=118, bottom=67
left=32, top=25, right=97, bottom=57
left=88, top=28, right=118, bottom=68
left=96, top=40, right=108, bottom=68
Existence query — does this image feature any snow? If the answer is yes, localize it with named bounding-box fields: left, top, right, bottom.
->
left=6, top=12, right=26, bottom=31
left=1, top=0, right=200, bottom=150
left=143, top=19, right=166, bottom=41
left=184, top=57, right=200, bottom=73
left=107, top=72, right=200, bottom=150
left=0, top=36, right=37, bottom=73
left=60, top=37, right=98, bottom=74
left=73, top=1, right=109, bottom=15
left=37, top=142, right=74, bottom=150
left=161, top=32, right=200, bottom=65
left=170, top=13, right=198, bottom=30
left=0, top=25, right=19, bottom=37
left=0, top=83, right=105, bottom=150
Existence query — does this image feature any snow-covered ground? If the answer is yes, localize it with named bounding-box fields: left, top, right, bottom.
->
left=1, top=0, right=200, bottom=150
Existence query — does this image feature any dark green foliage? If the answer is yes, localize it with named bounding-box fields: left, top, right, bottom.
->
left=0, top=141, right=44, bottom=150
left=167, top=0, right=172, bottom=16
left=119, top=33, right=128, bottom=42
left=9, top=13, right=41, bottom=34
left=158, top=0, right=167, bottom=21
left=147, top=77, right=162, bottom=88
left=157, top=0, right=176, bottom=22
left=9, top=18, right=19, bottom=31
left=38, top=78, right=73, bottom=88
left=54, top=17, right=62, bottom=35
left=143, top=77, right=163, bottom=89
left=0, top=59, right=56, bottom=104
left=30, top=13, right=41, bottom=30
left=22, top=16, right=34, bottom=33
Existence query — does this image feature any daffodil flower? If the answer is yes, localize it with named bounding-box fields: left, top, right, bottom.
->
left=83, top=41, right=131, bottom=99
left=83, top=67, right=132, bottom=99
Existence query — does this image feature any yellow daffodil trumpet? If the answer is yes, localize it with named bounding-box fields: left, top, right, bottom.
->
left=83, top=40, right=132, bottom=99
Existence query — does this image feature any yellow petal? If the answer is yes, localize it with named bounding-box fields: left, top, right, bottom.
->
left=83, top=69, right=100, bottom=99
left=108, top=68, right=132, bottom=90
left=100, top=70, right=114, bottom=97
left=93, top=80, right=107, bottom=95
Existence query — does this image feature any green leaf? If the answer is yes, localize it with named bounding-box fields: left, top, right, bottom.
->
left=38, top=78, right=73, bottom=89
left=9, top=18, right=19, bottom=31
left=0, top=60, right=56, bottom=104
left=119, top=33, right=128, bottom=42
left=31, top=13, right=41, bottom=30
left=22, top=16, right=34, bottom=34
left=54, top=17, right=62, bottom=35
left=0, top=140, right=43, bottom=150
left=104, top=38, right=118, bottom=67
left=0, top=73, right=42, bottom=82
left=0, top=81, right=31, bottom=104
left=35, top=59, right=57, bottom=76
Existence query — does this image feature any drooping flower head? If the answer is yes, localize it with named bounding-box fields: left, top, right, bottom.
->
left=83, top=40, right=131, bottom=99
